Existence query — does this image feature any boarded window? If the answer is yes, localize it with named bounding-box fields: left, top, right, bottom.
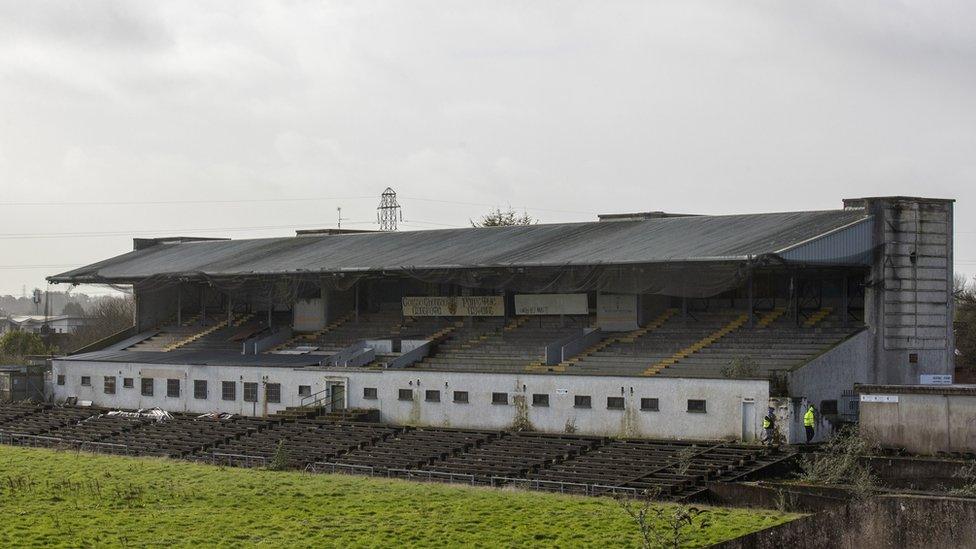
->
left=80, top=376, right=91, bottom=387
left=398, top=389, right=413, bottom=401
left=821, top=400, right=838, bottom=415
left=243, top=382, right=258, bottom=402
left=687, top=399, right=707, bottom=413
left=574, top=395, right=592, bottom=409
left=453, top=391, right=469, bottom=403
left=425, top=390, right=441, bottom=402
left=363, top=387, right=378, bottom=400
left=491, top=392, right=508, bottom=405
left=222, top=381, right=236, bottom=401
left=266, top=383, right=281, bottom=403
left=56, top=374, right=65, bottom=386
left=167, top=379, right=180, bottom=398
left=532, top=394, right=549, bottom=407
left=607, top=397, right=625, bottom=410
left=194, top=380, right=207, bottom=400
left=141, top=378, right=154, bottom=397
left=640, top=398, right=659, bottom=411
left=123, top=378, right=134, bottom=389
left=103, top=376, right=116, bottom=395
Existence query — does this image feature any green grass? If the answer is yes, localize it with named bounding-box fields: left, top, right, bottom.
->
left=0, top=446, right=798, bottom=548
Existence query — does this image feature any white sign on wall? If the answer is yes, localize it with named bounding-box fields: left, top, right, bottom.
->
left=293, top=299, right=326, bottom=332
left=597, top=293, right=639, bottom=331
left=514, top=294, right=588, bottom=316
left=402, top=296, right=505, bottom=317
left=860, top=394, right=899, bottom=403
left=920, top=374, right=953, bottom=385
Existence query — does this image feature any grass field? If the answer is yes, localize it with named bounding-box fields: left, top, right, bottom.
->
left=0, top=446, right=798, bottom=547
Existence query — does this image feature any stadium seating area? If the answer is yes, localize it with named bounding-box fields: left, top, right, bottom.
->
left=561, top=307, right=861, bottom=378
left=207, top=419, right=396, bottom=468
left=0, top=402, right=793, bottom=500
left=418, top=315, right=593, bottom=373
left=113, top=302, right=860, bottom=380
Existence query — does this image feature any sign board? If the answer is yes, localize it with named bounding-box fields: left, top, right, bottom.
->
left=515, top=294, right=588, bottom=316
left=920, top=374, right=953, bottom=385
left=555, top=389, right=569, bottom=395
left=597, top=293, right=639, bottom=331
left=402, top=296, right=505, bottom=317
left=293, top=299, right=326, bottom=332
left=860, top=394, right=899, bottom=403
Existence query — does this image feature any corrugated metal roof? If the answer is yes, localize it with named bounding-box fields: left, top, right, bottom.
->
left=48, top=208, right=870, bottom=284
left=59, top=349, right=324, bottom=368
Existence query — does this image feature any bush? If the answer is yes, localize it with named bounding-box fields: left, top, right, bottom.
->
left=799, top=426, right=879, bottom=500
left=721, top=356, right=759, bottom=378
left=0, top=331, right=50, bottom=359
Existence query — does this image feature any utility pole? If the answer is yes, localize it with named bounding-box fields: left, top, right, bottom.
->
left=376, top=187, right=402, bottom=231
left=337, top=207, right=349, bottom=230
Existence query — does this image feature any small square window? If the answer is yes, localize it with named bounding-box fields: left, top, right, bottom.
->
left=243, top=382, right=258, bottom=402
left=607, top=397, right=625, bottom=410
left=194, top=380, right=208, bottom=400
left=80, top=376, right=91, bottom=387
left=167, top=379, right=181, bottom=398
left=687, top=399, right=707, bottom=413
left=103, top=376, right=116, bottom=395
left=909, top=353, right=919, bottom=364
left=298, top=385, right=311, bottom=397
left=574, top=395, right=592, bottom=409
left=123, top=377, right=134, bottom=389
left=398, top=388, right=414, bottom=401
left=56, top=374, right=65, bottom=386
left=141, top=378, right=154, bottom=397
left=425, top=390, right=441, bottom=402
left=532, top=394, right=549, bottom=407
left=222, top=381, right=236, bottom=401
left=491, top=392, right=508, bottom=405
left=363, top=387, right=378, bottom=400
left=640, top=398, right=659, bottom=411
left=453, top=391, right=469, bottom=403
left=266, top=383, right=281, bottom=404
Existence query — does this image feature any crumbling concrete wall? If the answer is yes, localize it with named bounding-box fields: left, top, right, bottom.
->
left=714, top=495, right=976, bottom=549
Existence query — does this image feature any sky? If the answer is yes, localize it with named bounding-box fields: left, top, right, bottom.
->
left=0, top=0, right=974, bottom=297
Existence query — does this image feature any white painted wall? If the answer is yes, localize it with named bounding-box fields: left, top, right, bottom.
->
left=51, top=359, right=769, bottom=440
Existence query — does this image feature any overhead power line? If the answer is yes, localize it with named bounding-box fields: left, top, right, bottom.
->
left=0, top=196, right=375, bottom=207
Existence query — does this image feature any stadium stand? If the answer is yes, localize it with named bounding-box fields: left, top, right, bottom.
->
left=95, top=414, right=271, bottom=457
left=333, top=427, right=498, bottom=471
left=205, top=419, right=396, bottom=468
left=422, top=431, right=603, bottom=480
left=530, top=439, right=791, bottom=499
left=0, top=402, right=794, bottom=500
left=418, top=315, right=593, bottom=373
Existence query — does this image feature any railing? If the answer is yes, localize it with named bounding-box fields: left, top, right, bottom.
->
left=0, top=432, right=131, bottom=455
left=308, top=462, right=376, bottom=476
left=386, top=469, right=477, bottom=485
left=301, top=460, right=636, bottom=497
left=210, top=452, right=268, bottom=468
left=489, top=476, right=638, bottom=497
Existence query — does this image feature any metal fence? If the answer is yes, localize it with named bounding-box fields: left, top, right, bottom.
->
left=0, top=432, right=132, bottom=455
left=210, top=452, right=268, bottom=468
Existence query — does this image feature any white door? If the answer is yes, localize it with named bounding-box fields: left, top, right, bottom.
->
left=741, top=400, right=756, bottom=442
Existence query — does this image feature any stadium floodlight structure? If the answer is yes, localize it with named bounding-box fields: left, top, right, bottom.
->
left=377, top=187, right=402, bottom=231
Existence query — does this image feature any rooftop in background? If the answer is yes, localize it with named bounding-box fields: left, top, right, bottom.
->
left=48, top=204, right=877, bottom=285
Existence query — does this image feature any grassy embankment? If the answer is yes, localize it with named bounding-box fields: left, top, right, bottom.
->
left=0, top=446, right=798, bottom=547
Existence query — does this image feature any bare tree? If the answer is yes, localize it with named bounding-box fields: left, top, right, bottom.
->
left=67, top=297, right=135, bottom=351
